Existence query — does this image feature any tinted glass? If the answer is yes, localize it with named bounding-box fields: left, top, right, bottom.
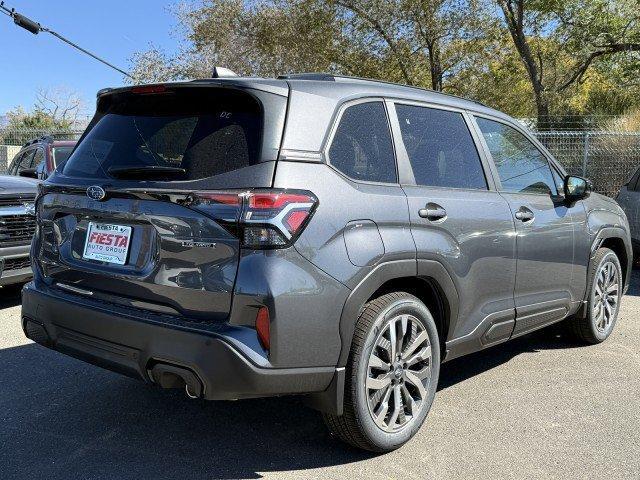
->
left=630, top=167, right=640, bottom=192
left=17, top=149, right=35, bottom=173
left=476, top=118, right=557, bottom=195
left=63, top=89, right=263, bottom=180
left=551, top=166, right=565, bottom=194
left=328, top=102, right=396, bottom=183
left=32, top=148, right=45, bottom=170
left=395, top=104, right=487, bottom=189
left=52, top=146, right=73, bottom=167
left=8, top=151, right=23, bottom=174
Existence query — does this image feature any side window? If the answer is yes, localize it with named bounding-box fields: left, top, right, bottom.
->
left=328, top=101, right=397, bottom=183
left=630, top=167, right=640, bottom=192
left=476, top=118, right=557, bottom=195
left=395, top=104, right=487, bottom=189
left=32, top=148, right=45, bottom=172
left=8, top=151, right=23, bottom=175
left=17, top=149, right=35, bottom=174
left=551, top=165, right=565, bottom=194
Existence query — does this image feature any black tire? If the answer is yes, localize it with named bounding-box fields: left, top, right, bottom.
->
left=569, top=247, right=622, bottom=344
left=323, top=292, right=440, bottom=452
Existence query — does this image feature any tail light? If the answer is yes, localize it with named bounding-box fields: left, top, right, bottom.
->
left=191, top=189, right=317, bottom=249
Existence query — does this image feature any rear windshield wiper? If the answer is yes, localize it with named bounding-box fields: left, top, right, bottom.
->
left=108, top=166, right=187, bottom=179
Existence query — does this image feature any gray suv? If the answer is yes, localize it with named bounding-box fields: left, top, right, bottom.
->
left=21, top=74, right=632, bottom=452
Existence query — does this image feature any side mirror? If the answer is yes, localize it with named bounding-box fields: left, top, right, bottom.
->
left=564, top=175, right=591, bottom=202
left=18, top=168, right=38, bottom=179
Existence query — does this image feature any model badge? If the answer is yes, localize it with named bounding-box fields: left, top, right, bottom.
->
left=86, top=185, right=106, bottom=201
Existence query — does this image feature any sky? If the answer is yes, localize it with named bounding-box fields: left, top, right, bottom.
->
left=0, top=0, right=179, bottom=116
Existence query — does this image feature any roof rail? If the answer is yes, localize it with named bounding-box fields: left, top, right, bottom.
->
left=277, top=73, right=335, bottom=81
left=279, top=72, right=487, bottom=107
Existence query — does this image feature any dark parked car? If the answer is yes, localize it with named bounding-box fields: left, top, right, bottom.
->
left=22, top=74, right=631, bottom=452
left=7, top=136, right=76, bottom=180
left=616, top=167, right=640, bottom=257
left=0, top=175, right=37, bottom=286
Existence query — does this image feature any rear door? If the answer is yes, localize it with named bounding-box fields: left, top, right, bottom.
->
left=389, top=101, right=517, bottom=347
left=473, top=116, right=580, bottom=335
left=36, top=84, right=287, bottom=321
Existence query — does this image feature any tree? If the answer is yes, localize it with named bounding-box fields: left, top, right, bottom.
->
left=496, top=0, right=640, bottom=128
left=0, top=88, right=85, bottom=145
left=129, top=0, right=493, bottom=92
left=128, top=0, right=640, bottom=122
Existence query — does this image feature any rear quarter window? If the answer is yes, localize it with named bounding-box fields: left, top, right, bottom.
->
left=327, top=101, right=397, bottom=183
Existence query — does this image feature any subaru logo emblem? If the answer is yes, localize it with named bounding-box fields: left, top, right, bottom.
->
left=23, top=202, right=36, bottom=216
left=86, top=185, right=106, bottom=201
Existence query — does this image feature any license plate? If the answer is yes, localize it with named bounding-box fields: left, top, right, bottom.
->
left=82, top=222, right=132, bottom=265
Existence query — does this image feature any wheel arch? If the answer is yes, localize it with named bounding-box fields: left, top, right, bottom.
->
left=337, top=259, right=459, bottom=368
left=590, top=227, right=632, bottom=295
left=306, top=258, right=459, bottom=416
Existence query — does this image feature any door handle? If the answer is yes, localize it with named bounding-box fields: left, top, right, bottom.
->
left=515, top=206, right=534, bottom=222
left=419, top=203, right=447, bottom=221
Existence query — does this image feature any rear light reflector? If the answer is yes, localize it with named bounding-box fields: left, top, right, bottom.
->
left=283, top=210, right=309, bottom=234
left=191, top=189, right=317, bottom=249
left=256, top=306, right=270, bottom=350
left=195, top=192, right=241, bottom=205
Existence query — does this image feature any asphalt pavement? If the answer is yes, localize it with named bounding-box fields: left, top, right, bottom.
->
left=0, top=273, right=639, bottom=479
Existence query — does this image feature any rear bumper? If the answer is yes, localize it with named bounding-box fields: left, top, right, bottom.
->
left=21, top=282, right=335, bottom=400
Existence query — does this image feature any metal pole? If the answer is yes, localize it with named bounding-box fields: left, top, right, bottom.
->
left=0, top=1, right=132, bottom=79
left=43, top=28, right=133, bottom=79
left=582, top=132, right=590, bottom=177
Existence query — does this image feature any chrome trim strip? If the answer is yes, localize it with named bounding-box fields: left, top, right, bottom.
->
left=56, top=283, right=94, bottom=296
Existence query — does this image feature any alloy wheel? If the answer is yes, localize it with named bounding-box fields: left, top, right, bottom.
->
left=593, top=259, right=620, bottom=334
left=365, top=314, right=433, bottom=433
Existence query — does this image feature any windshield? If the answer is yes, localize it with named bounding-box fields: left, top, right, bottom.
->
left=52, top=146, right=73, bottom=167
left=62, top=88, right=264, bottom=181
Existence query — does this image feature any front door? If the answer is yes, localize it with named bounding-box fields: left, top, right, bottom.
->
left=389, top=102, right=517, bottom=354
left=474, top=116, right=581, bottom=336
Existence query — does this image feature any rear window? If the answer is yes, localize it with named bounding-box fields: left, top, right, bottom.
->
left=62, top=88, right=268, bottom=180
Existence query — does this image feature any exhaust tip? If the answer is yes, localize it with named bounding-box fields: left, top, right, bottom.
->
left=148, top=362, right=204, bottom=399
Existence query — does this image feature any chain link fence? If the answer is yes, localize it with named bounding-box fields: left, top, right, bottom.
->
left=0, top=128, right=85, bottom=171
left=534, top=131, right=640, bottom=197
left=1, top=126, right=639, bottom=198
left=0, top=128, right=84, bottom=146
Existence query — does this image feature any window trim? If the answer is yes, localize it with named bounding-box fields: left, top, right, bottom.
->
left=8, top=150, right=24, bottom=175
left=16, top=148, right=36, bottom=174
left=387, top=99, right=493, bottom=191
left=323, top=97, right=400, bottom=186
left=470, top=113, right=563, bottom=197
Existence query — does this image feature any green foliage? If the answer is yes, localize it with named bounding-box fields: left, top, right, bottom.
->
left=0, top=107, right=75, bottom=145
left=128, top=0, right=640, bottom=122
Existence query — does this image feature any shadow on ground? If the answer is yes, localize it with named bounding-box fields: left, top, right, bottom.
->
left=1, top=270, right=637, bottom=479
left=0, top=330, right=584, bottom=480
